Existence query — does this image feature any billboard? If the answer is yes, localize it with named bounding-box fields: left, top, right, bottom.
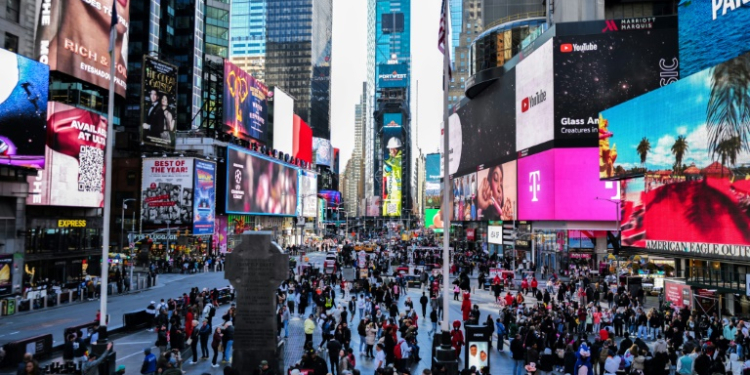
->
left=476, top=160, right=517, bottom=221
left=28, top=102, right=107, bottom=207
left=382, top=127, right=403, bottom=216
left=141, top=157, right=194, bottom=226
left=516, top=38, right=554, bottom=151
left=319, top=190, right=341, bottom=206
left=452, top=172, right=476, bottom=221
left=0, top=48, right=49, bottom=169
left=214, top=215, right=228, bottom=253
left=553, top=27, right=679, bottom=147
left=333, top=148, right=340, bottom=174
left=425, top=153, right=442, bottom=208
left=0, top=255, right=13, bottom=296
left=313, top=137, right=333, bottom=167
left=141, top=56, right=178, bottom=149
left=293, top=115, right=313, bottom=163
left=297, top=171, right=318, bottom=218
left=193, top=160, right=216, bottom=235
left=377, top=63, right=408, bottom=88
left=35, top=0, right=129, bottom=97
left=223, top=61, right=269, bottom=143
left=366, top=196, right=381, bottom=217
left=488, top=226, right=503, bottom=245
left=518, top=148, right=620, bottom=221
left=448, top=67, right=515, bottom=176
left=272, top=88, right=295, bottom=155
left=679, top=0, right=750, bottom=77
left=226, top=145, right=298, bottom=216
left=383, top=113, right=402, bottom=128
left=424, top=208, right=443, bottom=233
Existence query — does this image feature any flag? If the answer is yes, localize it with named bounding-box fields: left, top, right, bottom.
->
left=438, top=0, right=452, bottom=79
left=109, top=0, right=118, bottom=53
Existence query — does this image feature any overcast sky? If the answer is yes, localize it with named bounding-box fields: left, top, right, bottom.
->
left=330, top=0, right=444, bottom=172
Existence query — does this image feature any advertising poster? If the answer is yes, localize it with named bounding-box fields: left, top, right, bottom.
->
left=193, top=160, right=216, bottom=235
left=141, top=56, right=178, bottom=149
left=228, top=215, right=254, bottom=234
left=476, top=160, right=516, bottom=221
left=467, top=342, right=489, bottom=370
left=272, top=87, right=295, bottom=155
left=319, top=190, right=341, bottom=206
left=382, top=127, right=403, bottom=216
left=318, top=198, right=326, bottom=223
left=604, top=53, right=750, bottom=249
left=452, top=173, right=477, bottom=221
left=0, top=254, right=12, bottom=296
left=516, top=38, right=554, bottom=151
left=488, top=226, right=503, bottom=245
left=313, top=137, right=333, bottom=167
left=424, top=208, right=444, bottom=233
left=554, top=27, right=679, bottom=147
left=223, top=61, right=269, bottom=143
left=448, top=67, right=515, bottom=176
left=297, top=171, right=318, bottom=218
left=664, top=280, right=693, bottom=310
left=333, top=148, right=340, bottom=174
left=226, top=146, right=298, bottom=215
left=377, top=63, right=408, bottom=88
left=293, top=115, right=313, bottom=163
left=0, top=48, right=48, bottom=168
left=366, top=196, right=381, bottom=217
left=35, top=0, right=129, bottom=97
left=141, top=157, right=194, bottom=226
left=425, top=153, right=442, bottom=208
left=28, top=102, right=108, bottom=207
left=383, top=113, right=402, bottom=128
left=213, top=215, right=228, bottom=254
left=679, top=0, right=750, bottom=77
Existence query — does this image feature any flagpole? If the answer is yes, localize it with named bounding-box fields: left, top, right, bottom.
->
left=100, top=0, right=118, bottom=328
left=440, top=0, right=451, bottom=333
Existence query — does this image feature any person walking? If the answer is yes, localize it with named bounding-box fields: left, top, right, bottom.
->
left=210, top=327, right=223, bottom=368
left=304, top=314, right=316, bottom=348
left=420, top=292, right=428, bottom=318
left=188, top=320, right=199, bottom=365
left=198, top=319, right=211, bottom=360
left=140, top=347, right=157, bottom=375
left=512, top=334, right=526, bottom=375
left=221, top=321, right=234, bottom=364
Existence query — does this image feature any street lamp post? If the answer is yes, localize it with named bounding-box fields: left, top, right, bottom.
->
left=121, top=198, right=136, bottom=253
left=596, top=196, right=622, bottom=273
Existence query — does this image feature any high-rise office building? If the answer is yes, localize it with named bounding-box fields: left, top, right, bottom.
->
left=364, top=0, right=377, bottom=202
left=353, top=83, right=367, bottom=215
left=265, top=0, right=333, bottom=139
left=1, top=0, right=36, bottom=58
left=229, top=0, right=267, bottom=80
left=448, top=0, right=483, bottom=110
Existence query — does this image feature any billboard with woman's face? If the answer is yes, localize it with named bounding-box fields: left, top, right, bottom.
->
left=141, top=56, right=178, bottom=149
left=476, top=160, right=517, bottom=221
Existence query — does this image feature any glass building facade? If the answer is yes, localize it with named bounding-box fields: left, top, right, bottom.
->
left=374, top=0, right=411, bottom=88
left=450, top=0, right=462, bottom=60
left=229, top=0, right=267, bottom=79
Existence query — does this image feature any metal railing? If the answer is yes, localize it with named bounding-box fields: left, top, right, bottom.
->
left=680, top=267, right=746, bottom=292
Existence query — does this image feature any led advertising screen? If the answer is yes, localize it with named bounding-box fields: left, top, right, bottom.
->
left=226, top=145, right=298, bottom=216
left=377, top=63, right=408, bottom=88
left=488, top=226, right=503, bottom=245
left=366, top=196, right=381, bottom=217
left=35, top=0, right=129, bottom=97
left=452, top=172, right=476, bottom=221
left=333, top=148, right=340, bottom=174
left=383, top=113, right=402, bottom=128
left=214, top=215, right=228, bottom=253
left=467, top=342, right=489, bottom=370
left=272, top=88, right=295, bottom=156
left=518, top=148, right=620, bottom=221
left=141, top=56, right=178, bottom=149
left=606, top=54, right=750, bottom=250
left=382, top=127, right=403, bottom=216
left=27, top=102, right=107, bottom=207
left=424, top=208, right=444, bottom=233
left=0, top=255, right=13, bottom=296
left=294, top=115, right=313, bottom=163
left=297, top=171, right=318, bottom=218
left=223, top=61, right=269, bottom=143
left=425, top=153, right=442, bottom=208
left=516, top=38, right=554, bottom=151
left=448, top=67, right=515, bottom=176
left=313, top=137, right=333, bottom=167
left=141, top=157, right=194, bottom=226
left=679, top=0, right=750, bottom=77
left=0, top=48, right=49, bottom=168
left=476, top=160, right=517, bottom=221
left=193, top=159, right=216, bottom=235
left=553, top=26, right=679, bottom=147
left=319, top=190, right=341, bottom=206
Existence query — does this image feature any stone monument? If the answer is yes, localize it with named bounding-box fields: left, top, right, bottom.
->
left=224, top=232, right=288, bottom=373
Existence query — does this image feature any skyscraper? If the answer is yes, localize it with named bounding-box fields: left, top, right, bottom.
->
left=448, top=0, right=483, bottom=110
left=229, top=0, right=267, bottom=80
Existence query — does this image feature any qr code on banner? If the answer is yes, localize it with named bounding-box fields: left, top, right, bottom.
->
left=78, top=145, right=103, bottom=192
left=386, top=203, right=398, bottom=214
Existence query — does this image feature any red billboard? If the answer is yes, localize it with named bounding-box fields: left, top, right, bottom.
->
left=664, top=281, right=692, bottom=310
left=293, top=115, right=313, bottom=163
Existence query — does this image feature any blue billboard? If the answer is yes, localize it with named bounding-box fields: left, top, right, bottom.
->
left=425, top=153, right=441, bottom=208
left=193, top=159, right=216, bottom=235
left=377, top=63, right=408, bottom=88
left=383, top=113, right=402, bottom=128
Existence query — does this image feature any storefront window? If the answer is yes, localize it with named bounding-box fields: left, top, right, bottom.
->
left=26, top=227, right=102, bottom=254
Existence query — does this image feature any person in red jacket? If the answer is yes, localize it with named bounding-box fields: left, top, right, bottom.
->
left=504, top=292, right=514, bottom=307
left=451, top=320, right=464, bottom=357
left=521, top=278, right=529, bottom=295
left=531, top=277, right=539, bottom=295
left=461, top=293, right=472, bottom=321
left=185, top=306, right=195, bottom=338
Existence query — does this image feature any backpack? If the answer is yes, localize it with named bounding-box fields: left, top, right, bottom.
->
left=208, top=304, right=216, bottom=318
left=599, top=346, right=609, bottom=363
left=325, top=297, right=333, bottom=309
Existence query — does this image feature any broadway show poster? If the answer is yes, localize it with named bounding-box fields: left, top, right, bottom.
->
left=141, top=157, right=194, bottom=226
left=213, top=215, right=228, bottom=254
left=27, top=102, right=107, bottom=207
left=382, top=128, right=403, bottom=217
left=35, top=0, right=130, bottom=97
left=192, top=159, right=216, bottom=235
left=0, top=48, right=48, bottom=168
left=226, top=146, right=298, bottom=215
left=223, top=61, right=268, bottom=143
left=605, top=52, right=750, bottom=248
left=141, top=56, right=178, bottom=149
left=0, top=255, right=12, bottom=296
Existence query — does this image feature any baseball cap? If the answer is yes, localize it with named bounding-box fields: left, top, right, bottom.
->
left=261, top=360, right=269, bottom=366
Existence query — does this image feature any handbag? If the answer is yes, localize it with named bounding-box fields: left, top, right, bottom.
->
left=186, top=338, right=192, bottom=346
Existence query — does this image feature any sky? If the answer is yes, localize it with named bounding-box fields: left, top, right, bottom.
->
left=330, top=0, right=444, bottom=172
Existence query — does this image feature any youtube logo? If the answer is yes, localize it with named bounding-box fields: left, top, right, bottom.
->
left=521, top=97, right=530, bottom=113
left=521, top=90, right=546, bottom=113
left=560, top=43, right=573, bottom=53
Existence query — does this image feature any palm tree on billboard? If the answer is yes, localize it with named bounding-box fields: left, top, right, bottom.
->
left=671, top=135, right=688, bottom=174
left=716, top=136, right=741, bottom=178
left=707, top=54, right=750, bottom=162
left=637, top=137, right=651, bottom=165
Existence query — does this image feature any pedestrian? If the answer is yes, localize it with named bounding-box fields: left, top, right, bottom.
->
left=221, top=321, right=234, bottom=364
left=140, top=347, right=157, bottom=375
left=146, top=301, right=157, bottom=331
left=199, top=319, right=211, bottom=360
left=496, top=318, right=506, bottom=351
left=210, top=327, right=223, bottom=368
left=365, top=321, right=377, bottom=358
left=327, top=337, right=342, bottom=375
left=420, top=292, right=428, bottom=318
left=512, top=334, right=526, bottom=375
left=155, top=325, right=168, bottom=356
left=304, top=314, right=316, bottom=348
left=374, top=343, right=386, bottom=370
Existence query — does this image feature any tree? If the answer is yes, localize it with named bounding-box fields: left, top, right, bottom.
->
left=671, top=135, right=688, bottom=174
left=707, top=54, right=750, bottom=159
left=715, top=136, right=741, bottom=178
left=636, top=137, right=651, bottom=165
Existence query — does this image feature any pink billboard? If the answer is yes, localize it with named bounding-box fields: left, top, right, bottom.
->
left=518, top=148, right=619, bottom=221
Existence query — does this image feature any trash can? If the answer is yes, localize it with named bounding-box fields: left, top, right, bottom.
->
left=1, top=299, right=7, bottom=316
left=6, top=298, right=16, bottom=315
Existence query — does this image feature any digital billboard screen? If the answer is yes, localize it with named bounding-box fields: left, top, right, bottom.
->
left=382, top=127, right=403, bottom=216
left=0, top=48, right=48, bottom=169
left=319, top=190, right=341, bottom=206
left=193, top=159, right=216, bottom=235
left=424, top=208, right=444, bottom=233
left=553, top=27, right=679, bottom=147
left=679, top=0, right=750, bottom=77
left=141, top=157, right=194, bottom=226
left=35, top=0, right=129, bottom=97
left=313, top=137, right=333, bottom=167
left=27, top=102, right=107, bottom=207
left=333, top=148, right=340, bottom=174
left=298, top=171, right=318, bottom=218
left=452, top=172, right=476, bottom=221
left=603, top=52, right=750, bottom=249
left=0, top=255, right=12, bottom=296
left=425, top=153, right=442, bottom=208
left=377, top=63, right=408, bottom=88
left=448, top=67, right=515, bottom=176
left=476, top=160, right=517, bottom=221
left=272, top=88, right=295, bottom=156
left=516, top=38, right=554, bottom=151
left=383, top=113, right=402, bottom=128
left=141, top=56, right=178, bottom=149
left=226, top=145, right=298, bottom=216
left=366, top=196, right=381, bottom=217
left=223, top=61, right=268, bottom=143
left=294, top=115, right=313, bottom=163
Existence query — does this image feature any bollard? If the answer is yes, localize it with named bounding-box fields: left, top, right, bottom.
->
left=56, top=293, right=61, bottom=306
left=29, top=298, right=34, bottom=311
left=154, top=274, right=159, bottom=287
left=43, top=294, right=47, bottom=309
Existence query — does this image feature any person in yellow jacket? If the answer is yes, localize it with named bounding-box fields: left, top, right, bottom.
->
left=304, top=314, right=316, bottom=348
